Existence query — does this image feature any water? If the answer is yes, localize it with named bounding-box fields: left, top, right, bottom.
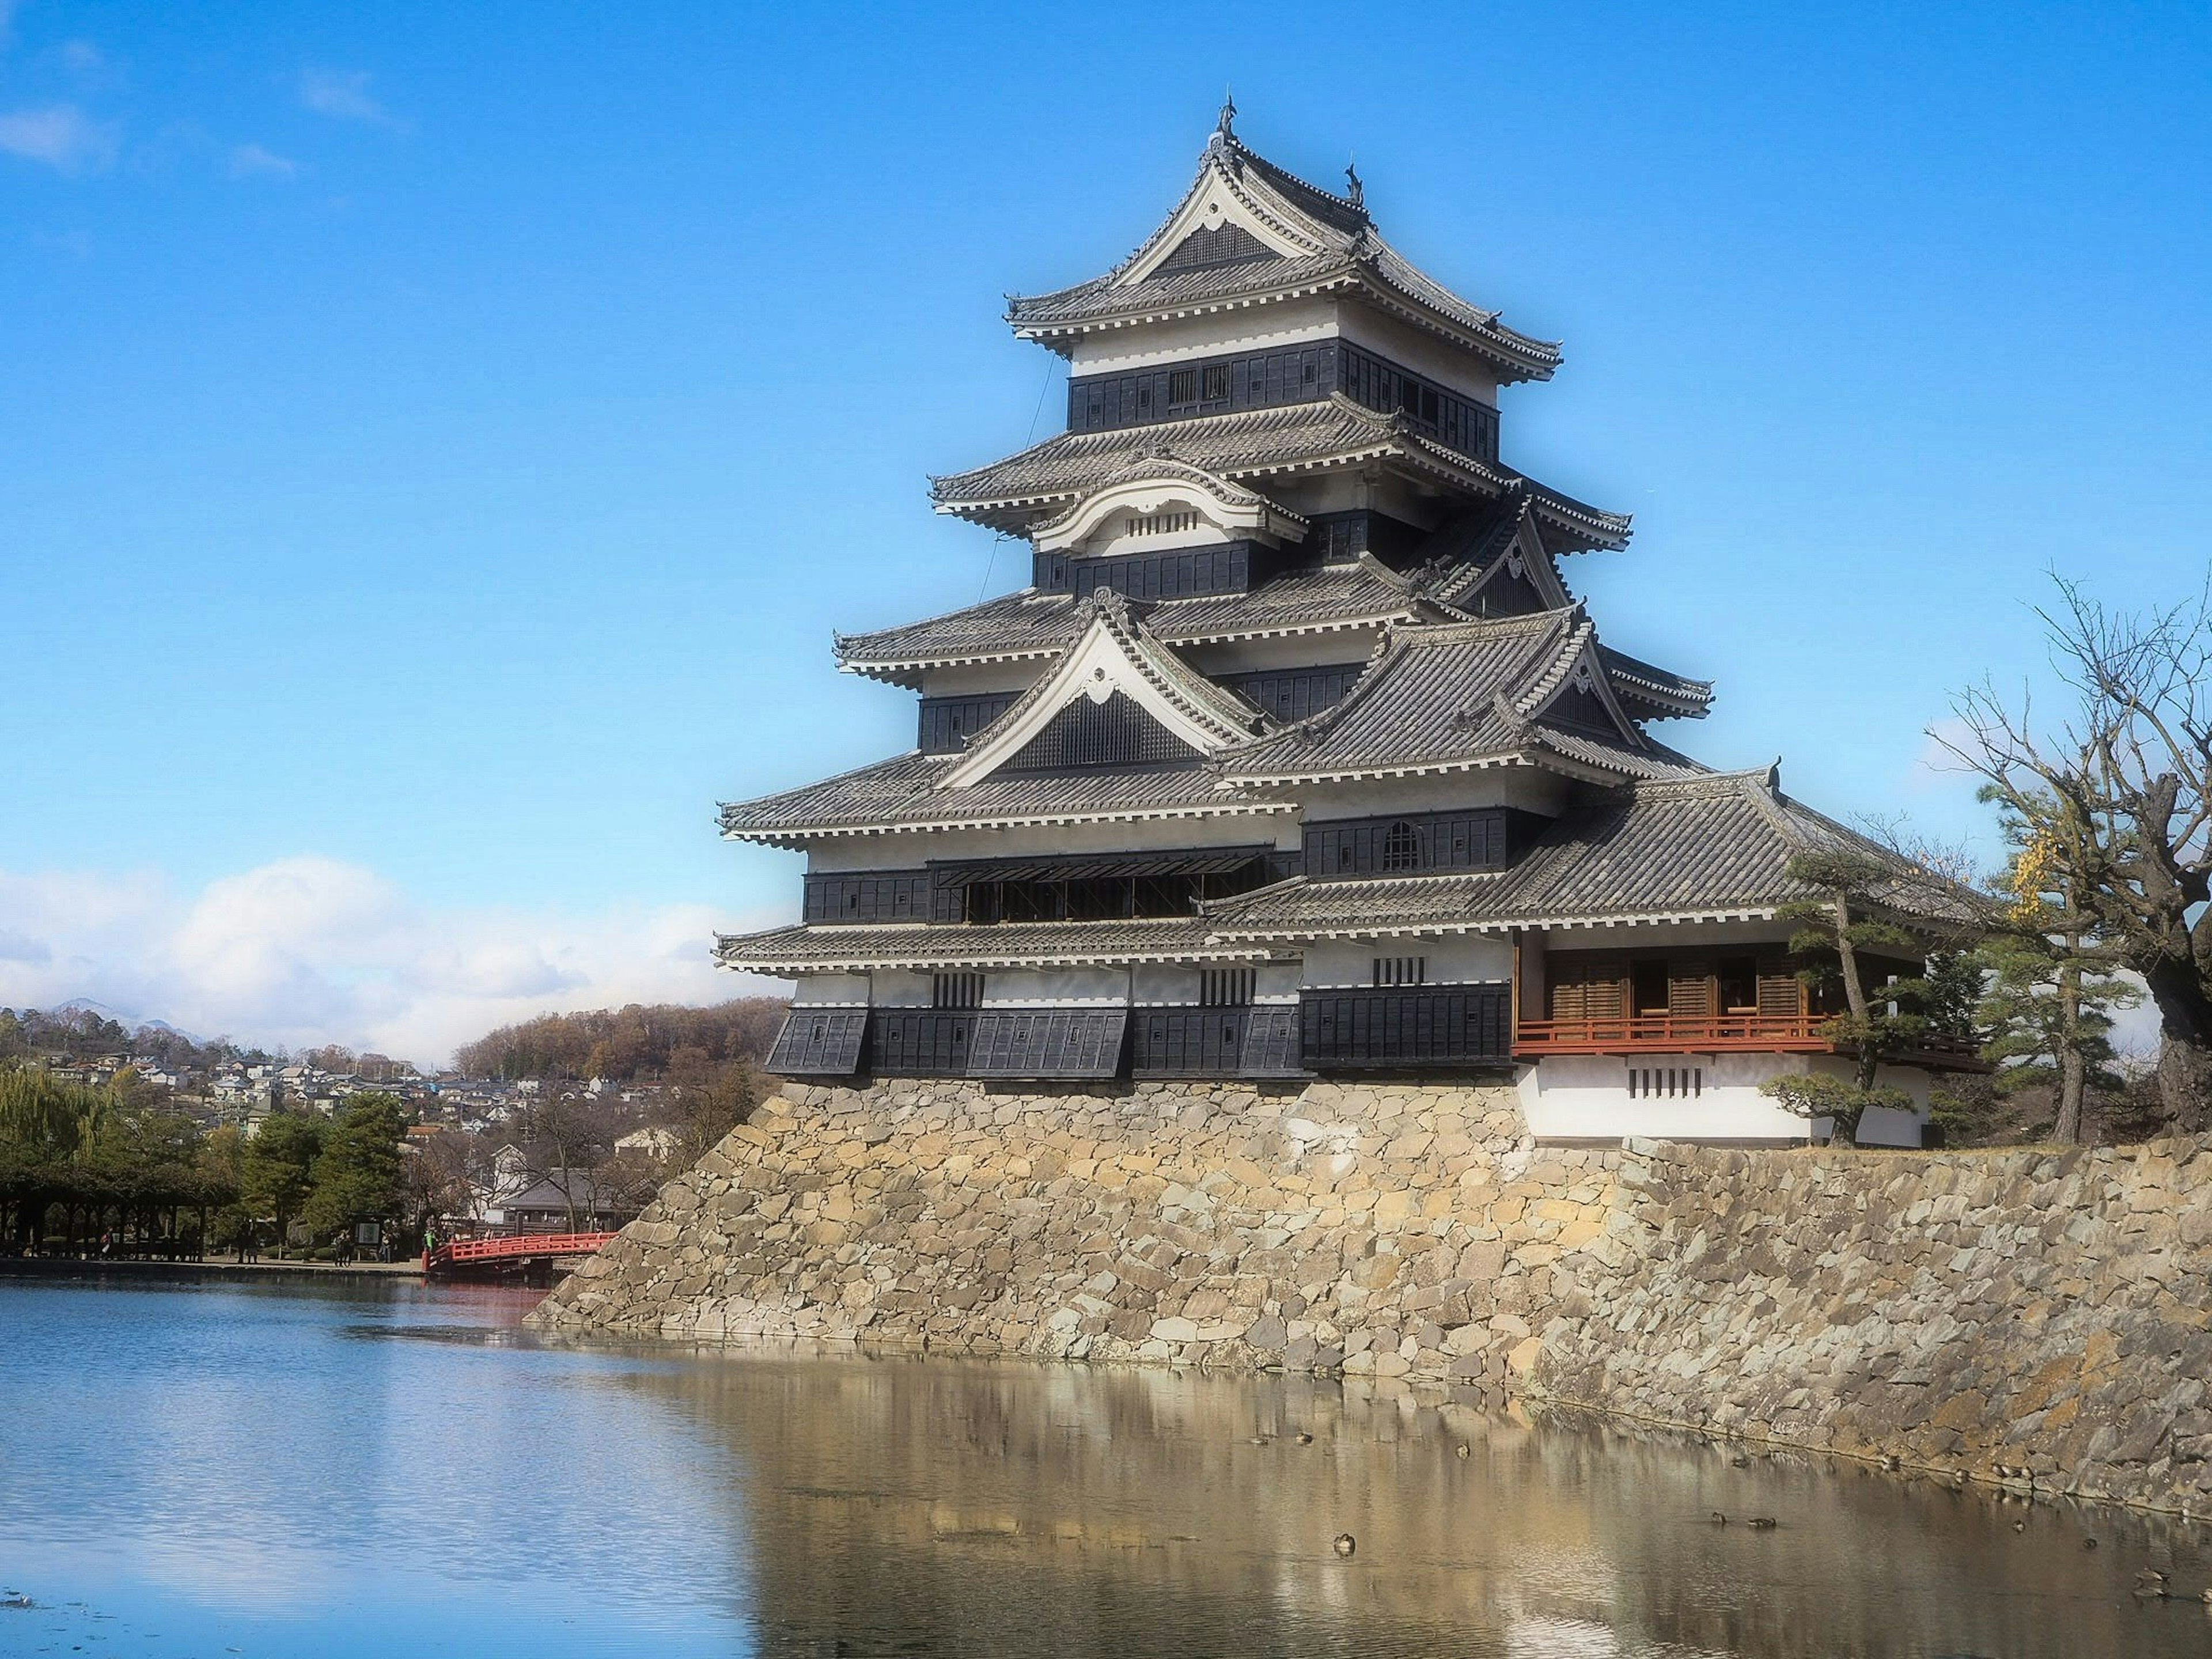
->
left=2, top=1277, right=2208, bottom=1658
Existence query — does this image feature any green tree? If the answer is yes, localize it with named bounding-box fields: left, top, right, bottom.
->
left=302, top=1093, right=407, bottom=1244
left=1757, top=847, right=1983, bottom=1145
left=1969, top=783, right=2143, bottom=1144
left=241, top=1111, right=324, bottom=1259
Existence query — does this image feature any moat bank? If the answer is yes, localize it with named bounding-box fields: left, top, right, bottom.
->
left=531, top=1080, right=2212, bottom=1514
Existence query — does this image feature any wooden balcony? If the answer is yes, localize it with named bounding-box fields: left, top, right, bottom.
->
left=1514, top=1013, right=1985, bottom=1069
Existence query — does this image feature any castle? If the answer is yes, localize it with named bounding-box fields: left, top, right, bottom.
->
left=715, top=108, right=1974, bottom=1145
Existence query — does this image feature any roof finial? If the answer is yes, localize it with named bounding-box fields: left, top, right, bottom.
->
left=1217, top=87, right=1236, bottom=142
left=1345, top=157, right=1363, bottom=209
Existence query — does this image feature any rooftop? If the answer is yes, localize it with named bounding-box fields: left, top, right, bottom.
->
left=1003, top=122, right=1562, bottom=384
left=930, top=396, right=1628, bottom=543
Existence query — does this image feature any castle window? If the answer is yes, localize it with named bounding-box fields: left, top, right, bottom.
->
left=1168, top=368, right=1198, bottom=407
left=933, top=972, right=983, bottom=1009
left=1202, top=363, right=1230, bottom=401
left=1200, top=968, right=1254, bottom=1007
left=1373, top=955, right=1427, bottom=987
left=1381, top=819, right=1422, bottom=872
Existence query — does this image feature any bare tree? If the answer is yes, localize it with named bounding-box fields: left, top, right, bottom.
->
left=1947, top=575, right=2212, bottom=1130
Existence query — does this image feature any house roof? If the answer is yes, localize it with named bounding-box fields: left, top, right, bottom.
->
left=1215, top=609, right=1705, bottom=785
left=1003, top=126, right=1561, bottom=384
left=929, top=396, right=1628, bottom=546
left=718, top=751, right=1294, bottom=846
left=836, top=557, right=1435, bottom=683
left=716, top=916, right=1274, bottom=974
left=1207, top=770, right=1982, bottom=939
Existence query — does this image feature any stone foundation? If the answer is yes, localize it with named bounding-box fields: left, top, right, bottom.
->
left=532, top=1080, right=2212, bottom=1514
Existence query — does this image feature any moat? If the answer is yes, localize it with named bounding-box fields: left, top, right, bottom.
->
left=5, top=1275, right=2209, bottom=1658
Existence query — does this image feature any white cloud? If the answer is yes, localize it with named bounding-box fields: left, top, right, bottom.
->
left=0, top=856, right=785, bottom=1067
left=0, top=102, right=119, bottom=172
left=228, top=141, right=298, bottom=179
left=298, top=67, right=400, bottom=127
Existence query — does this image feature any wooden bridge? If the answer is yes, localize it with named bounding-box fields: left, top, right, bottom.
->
left=423, top=1231, right=620, bottom=1278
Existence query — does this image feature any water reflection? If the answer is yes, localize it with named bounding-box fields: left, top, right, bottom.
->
left=2, top=1276, right=2207, bottom=1658
left=620, top=1349, right=2212, bottom=1658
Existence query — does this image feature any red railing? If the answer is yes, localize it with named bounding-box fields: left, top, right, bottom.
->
left=423, top=1231, right=619, bottom=1275
left=1514, top=1014, right=1985, bottom=1066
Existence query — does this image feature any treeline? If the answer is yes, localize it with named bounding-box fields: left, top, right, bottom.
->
left=0, top=1068, right=412, bottom=1258
left=0, top=1005, right=272, bottom=1072
left=453, top=998, right=786, bottom=1082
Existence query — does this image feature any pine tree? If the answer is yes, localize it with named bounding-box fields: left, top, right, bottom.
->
left=1978, top=791, right=2139, bottom=1143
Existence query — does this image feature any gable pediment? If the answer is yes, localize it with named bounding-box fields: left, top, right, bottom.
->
left=1156, top=221, right=1275, bottom=275
left=1118, top=159, right=1334, bottom=287
left=943, top=593, right=1263, bottom=789
left=1032, top=459, right=1307, bottom=555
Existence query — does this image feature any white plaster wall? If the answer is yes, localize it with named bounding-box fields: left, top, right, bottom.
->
left=982, top=968, right=1130, bottom=1007
left=1132, top=964, right=1202, bottom=1005
left=1302, top=935, right=1510, bottom=987
left=1177, top=634, right=1387, bottom=676
left=917, top=662, right=1051, bottom=698
left=869, top=970, right=934, bottom=1008
left=1254, top=962, right=1304, bottom=1005
left=1517, top=1051, right=1931, bottom=1148
left=791, top=974, right=870, bottom=1007
left=1065, top=300, right=1339, bottom=374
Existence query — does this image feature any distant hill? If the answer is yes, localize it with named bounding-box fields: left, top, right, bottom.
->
left=451, top=998, right=787, bottom=1082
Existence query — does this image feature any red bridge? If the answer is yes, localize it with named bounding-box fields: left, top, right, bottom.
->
left=423, top=1231, right=620, bottom=1278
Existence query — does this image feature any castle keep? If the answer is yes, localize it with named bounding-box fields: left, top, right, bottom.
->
left=718, top=109, right=1974, bottom=1145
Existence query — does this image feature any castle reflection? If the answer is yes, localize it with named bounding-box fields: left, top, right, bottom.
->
left=599, top=1347, right=2211, bottom=1658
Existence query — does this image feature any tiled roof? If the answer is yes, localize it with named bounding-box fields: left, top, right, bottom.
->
left=1003, top=134, right=1561, bottom=382
left=930, top=396, right=1628, bottom=546
left=1599, top=645, right=1714, bottom=720
left=1207, top=771, right=1979, bottom=937
left=718, top=751, right=1293, bottom=844
left=836, top=558, right=1429, bottom=680
left=1217, top=610, right=1696, bottom=784
left=716, top=916, right=1272, bottom=974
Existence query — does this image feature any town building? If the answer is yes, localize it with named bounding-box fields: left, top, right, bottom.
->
left=718, top=109, right=1977, bottom=1145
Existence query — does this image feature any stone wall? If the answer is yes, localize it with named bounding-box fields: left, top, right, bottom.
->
left=531, top=1081, right=2212, bottom=1514
left=1537, top=1137, right=2212, bottom=1514
left=533, top=1077, right=1615, bottom=1392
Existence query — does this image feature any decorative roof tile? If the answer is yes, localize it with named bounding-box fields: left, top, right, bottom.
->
left=1207, top=771, right=1979, bottom=937
left=836, top=558, right=1428, bottom=680
left=717, top=751, right=1292, bottom=844
left=930, top=396, right=1627, bottom=547
left=716, top=916, right=1271, bottom=974
left=1216, top=609, right=1693, bottom=783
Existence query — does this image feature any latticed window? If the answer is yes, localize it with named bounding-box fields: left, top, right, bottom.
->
left=1381, top=819, right=1423, bottom=872
left=1200, top=968, right=1254, bottom=1007
left=1373, top=956, right=1427, bottom=987
left=1628, top=1066, right=1703, bottom=1099
left=932, top=972, right=983, bottom=1009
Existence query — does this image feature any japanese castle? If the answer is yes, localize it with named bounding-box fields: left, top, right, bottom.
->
left=721, top=108, right=1971, bottom=1145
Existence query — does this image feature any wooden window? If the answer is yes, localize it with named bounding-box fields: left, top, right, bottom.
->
left=932, top=972, right=983, bottom=1009
left=1168, top=368, right=1198, bottom=407
left=1202, top=363, right=1230, bottom=401
left=1373, top=955, right=1426, bottom=988
left=1381, top=819, right=1422, bottom=872
left=1200, top=968, right=1254, bottom=1007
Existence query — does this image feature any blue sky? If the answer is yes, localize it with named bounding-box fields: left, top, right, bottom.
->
left=2, top=1, right=2207, bottom=1060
